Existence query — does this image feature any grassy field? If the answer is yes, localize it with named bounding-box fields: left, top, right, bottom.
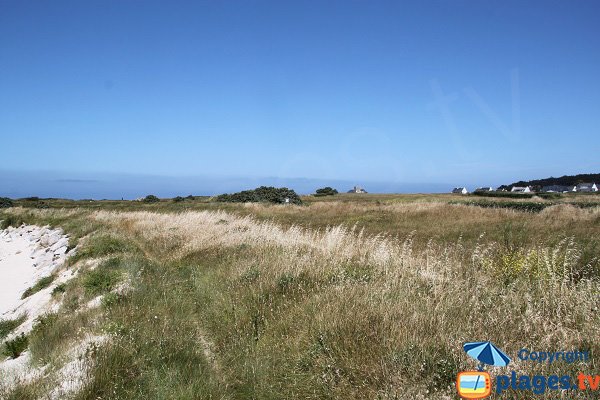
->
left=1, top=193, right=599, bottom=399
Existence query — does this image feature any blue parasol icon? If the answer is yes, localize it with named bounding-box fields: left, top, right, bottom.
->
left=463, top=341, right=511, bottom=371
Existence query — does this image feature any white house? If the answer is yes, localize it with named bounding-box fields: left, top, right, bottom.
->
left=575, top=183, right=598, bottom=192
left=474, top=187, right=493, bottom=193
left=511, top=186, right=531, bottom=193
left=452, top=187, right=468, bottom=195
left=542, top=185, right=574, bottom=193
left=348, top=185, right=367, bottom=194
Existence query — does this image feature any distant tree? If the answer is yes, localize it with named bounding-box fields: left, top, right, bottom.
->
left=314, top=187, right=338, bottom=197
left=186, top=195, right=195, bottom=200
left=0, top=197, right=13, bottom=208
left=143, top=195, right=160, bottom=203
left=500, top=173, right=600, bottom=191
left=173, top=196, right=185, bottom=202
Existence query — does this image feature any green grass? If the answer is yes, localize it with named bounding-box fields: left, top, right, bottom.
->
left=71, top=235, right=137, bottom=263
left=21, top=275, right=55, bottom=299
left=51, top=283, right=67, bottom=297
left=0, top=315, right=26, bottom=340
left=0, top=214, right=25, bottom=229
left=82, top=259, right=123, bottom=296
left=28, top=312, right=93, bottom=364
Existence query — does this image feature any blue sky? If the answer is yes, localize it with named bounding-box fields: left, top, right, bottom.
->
left=1, top=0, right=599, bottom=198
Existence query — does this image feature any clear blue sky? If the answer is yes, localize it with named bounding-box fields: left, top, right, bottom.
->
left=1, top=0, right=599, bottom=198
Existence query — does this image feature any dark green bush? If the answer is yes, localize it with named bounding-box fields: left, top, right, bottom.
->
left=314, top=187, right=338, bottom=197
left=143, top=195, right=160, bottom=203
left=0, top=316, right=26, bottom=340
left=3, top=333, right=28, bottom=359
left=0, top=197, right=13, bottom=208
left=471, top=191, right=534, bottom=199
left=216, top=186, right=302, bottom=205
left=173, top=196, right=185, bottom=202
left=457, top=200, right=599, bottom=213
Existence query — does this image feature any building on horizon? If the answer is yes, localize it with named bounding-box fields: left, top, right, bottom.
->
left=348, top=185, right=368, bottom=194
left=452, top=187, right=468, bottom=195
left=541, top=185, right=575, bottom=193
left=511, top=186, right=531, bottom=193
left=575, top=183, right=598, bottom=192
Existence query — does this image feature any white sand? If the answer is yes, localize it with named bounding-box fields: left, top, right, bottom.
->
left=0, top=229, right=42, bottom=315
left=0, top=225, right=70, bottom=320
left=0, top=224, right=74, bottom=388
left=0, top=224, right=110, bottom=396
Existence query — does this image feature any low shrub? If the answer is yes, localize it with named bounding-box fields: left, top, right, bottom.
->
left=0, top=315, right=26, bottom=340
left=471, top=191, right=534, bottom=199
left=3, top=333, right=28, bottom=359
left=216, top=186, right=302, bottom=205
left=457, top=200, right=599, bottom=213
left=143, top=195, right=160, bottom=203
left=314, top=187, right=338, bottom=197
left=0, top=197, right=13, bottom=208
left=173, top=196, right=185, bottom=202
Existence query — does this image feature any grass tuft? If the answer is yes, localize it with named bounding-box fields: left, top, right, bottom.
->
left=21, top=275, right=55, bottom=299
left=82, top=260, right=123, bottom=295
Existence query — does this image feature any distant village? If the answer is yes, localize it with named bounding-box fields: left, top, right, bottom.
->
left=452, top=183, right=598, bottom=195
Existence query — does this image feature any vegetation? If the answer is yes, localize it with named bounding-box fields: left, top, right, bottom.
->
left=0, top=197, right=13, bottom=208
left=51, top=283, right=67, bottom=297
left=143, top=194, right=160, bottom=203
left=1, top=195, right=599, bottom=398
left=82, top=259, right=122, bottom=295
left=498, top=172, right=600, bottom=191
left=457, top=200, right=600, bottom=213
left=70, top=234, right=137, bottom=262
left=471, top=190, right=535, bottom=198
left=0, top=213, right=25, bottom=229
left=215, top=186, right=302, bottom=205
left=314, top=187, right=338, bottom=196
left=3, top=333, right=29, bottom=359
left=21, top=275, right=56, bottom=299
left=0, top=316, right=26, bottom=340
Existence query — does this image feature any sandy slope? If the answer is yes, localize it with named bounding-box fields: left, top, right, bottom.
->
left=0, top=224, right=73, bottom=388
left=0, top=229, right=43, bottom=315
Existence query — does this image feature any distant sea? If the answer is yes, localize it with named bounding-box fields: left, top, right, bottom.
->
left=0, top=170, right=461, bottom=200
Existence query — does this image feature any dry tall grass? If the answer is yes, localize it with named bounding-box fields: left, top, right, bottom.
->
left=89, top=209, right=599, bottom=399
